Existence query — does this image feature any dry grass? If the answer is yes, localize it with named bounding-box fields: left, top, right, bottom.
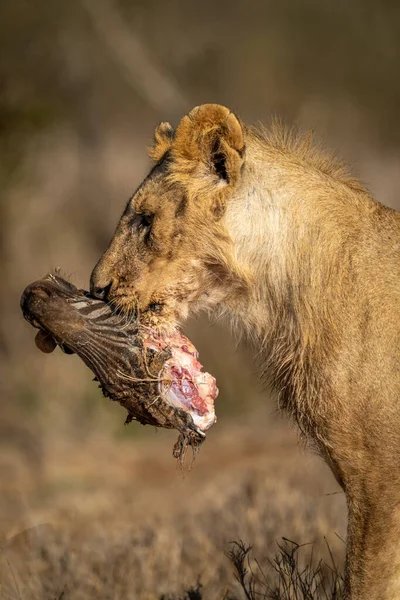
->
left=226, top=539, right=344, bottom=600
left=0, top=421, right=346, bottom=600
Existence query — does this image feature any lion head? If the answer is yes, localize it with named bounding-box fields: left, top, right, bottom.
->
left=90, top=104, right=252, bottom=332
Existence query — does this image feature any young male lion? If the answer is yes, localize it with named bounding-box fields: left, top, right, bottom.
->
left=90, top=104, right=400, bottom=600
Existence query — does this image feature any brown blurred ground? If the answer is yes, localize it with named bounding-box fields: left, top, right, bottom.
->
left=0, top=1, right=399, bottom=597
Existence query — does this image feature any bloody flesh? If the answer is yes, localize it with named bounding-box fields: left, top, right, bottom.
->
left=140, top=329, right=217, bottom=432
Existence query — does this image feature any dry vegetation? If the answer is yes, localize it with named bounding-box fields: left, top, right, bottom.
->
left=0, top=423, right=346, bottom=600
left=0, top=1, right=399, bottom=598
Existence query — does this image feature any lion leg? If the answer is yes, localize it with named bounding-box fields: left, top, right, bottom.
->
left=345, top=498, right=400, bottom=600
left=319, top=408, right=400, bottom=600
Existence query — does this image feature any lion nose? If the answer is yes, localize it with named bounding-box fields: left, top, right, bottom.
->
left=91, top=281, right=113, bottom=301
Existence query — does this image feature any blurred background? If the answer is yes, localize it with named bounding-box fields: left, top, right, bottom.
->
left=0, top=1, right=399, bottom=597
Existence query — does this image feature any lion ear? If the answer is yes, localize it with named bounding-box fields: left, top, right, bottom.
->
left=148, top=122, right=174, bottom=162
left=172, top=104, right=245, bottom=191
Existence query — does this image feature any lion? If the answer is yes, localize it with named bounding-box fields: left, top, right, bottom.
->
left=90, top=104, right=400, bottom=599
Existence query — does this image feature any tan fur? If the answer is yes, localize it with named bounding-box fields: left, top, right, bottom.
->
left=148, top=121, right=174, bottom=162
left=91, top=104, right=400, bottom=599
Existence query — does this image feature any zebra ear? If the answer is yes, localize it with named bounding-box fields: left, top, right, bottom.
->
left=148, top=122, right=174, bottom=162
